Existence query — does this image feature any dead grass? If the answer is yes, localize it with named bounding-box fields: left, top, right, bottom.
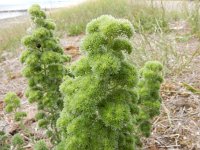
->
left=128, top=21, right=200, bottom=76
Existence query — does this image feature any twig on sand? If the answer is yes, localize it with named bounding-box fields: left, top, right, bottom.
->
left=162, top=103, right=173, bottom=126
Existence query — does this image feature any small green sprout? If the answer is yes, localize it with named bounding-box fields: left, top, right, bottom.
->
left=34, top=140, right=48, bottom=150
left=11, top=133, right=24, bottom=147
left=4, top=92, right=20, bottom=113
left=14, top=112, right=27, bottom=122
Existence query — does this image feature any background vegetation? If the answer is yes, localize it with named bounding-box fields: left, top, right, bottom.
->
left=1, top=0, right=199, bottom=55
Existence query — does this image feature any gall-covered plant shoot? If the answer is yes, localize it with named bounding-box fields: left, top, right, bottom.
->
left=21, top=4, right=70, bottom=143
left=57, top=15, right=163, bottom=149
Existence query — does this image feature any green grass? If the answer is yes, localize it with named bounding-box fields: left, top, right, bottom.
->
left=50, top=0, right=169, bottom=36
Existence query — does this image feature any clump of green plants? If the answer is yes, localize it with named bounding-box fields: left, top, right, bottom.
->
left=2, top=92, right=26, bottom=149
left=21, top=4, right=70, bottom=144
left=4, top=92, right=27, bottom=122
left=57, top=15, right=163, bottom=149
left=11, top=133, right=24, bottom=150
left=34, top=140, right=48, bottom=150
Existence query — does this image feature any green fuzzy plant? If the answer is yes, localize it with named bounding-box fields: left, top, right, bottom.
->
left=57, top=15, right=163, bottom=149
left=137, top=61, right=163, bottom=138
left=21, top=4, right=70, bottom=144
left=4, top=92, right=20, bottom=113
left=4, top=92, right=27, bottom=122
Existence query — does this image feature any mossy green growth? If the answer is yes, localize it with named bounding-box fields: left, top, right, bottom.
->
left=21, top=4, right=70, bottom=144
left=57, top=15, right=163, bottom=150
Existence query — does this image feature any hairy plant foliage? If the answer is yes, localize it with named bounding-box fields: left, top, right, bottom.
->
left=21, top=4, right=70, bottom=143
left=137, top=61, right=163, bottom=137
left=57, top=15, right=163, bottom=149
